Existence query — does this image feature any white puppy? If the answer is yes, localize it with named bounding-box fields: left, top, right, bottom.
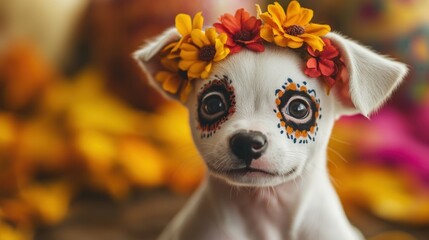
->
left=134, top=25, right=407, bottom=240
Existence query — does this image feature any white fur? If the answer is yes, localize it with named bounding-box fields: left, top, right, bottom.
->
left=134, top=29, right=407, bottom=240
left=327, top=32, right=408, bottom=117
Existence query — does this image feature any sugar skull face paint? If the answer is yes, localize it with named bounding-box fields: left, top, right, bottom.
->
left=274, top=78, right=321, bottom=144
left=197, top=75, right=236, bottom=138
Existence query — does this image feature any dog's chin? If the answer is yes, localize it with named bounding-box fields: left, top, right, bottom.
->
left=208, top=166, right=298, bottom=187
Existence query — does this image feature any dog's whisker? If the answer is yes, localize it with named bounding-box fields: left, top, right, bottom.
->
left=329, top=136, right=352, bottom=146
left=327, top=146, right=348, bottom=163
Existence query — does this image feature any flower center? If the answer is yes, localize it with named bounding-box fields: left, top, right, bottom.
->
left=233, top=30, right=252, bottom=42
left=285, top=25, right=305, bottom=36
left=199, top=45, right=216, bottom=62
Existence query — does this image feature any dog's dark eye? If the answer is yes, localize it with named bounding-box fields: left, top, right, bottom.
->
left=201, top=93, right=227, bottom=119
left=197, top=76, right=236, bottom=137
left=281, top=95, right=314, bottom=124
left=287, top=99, right=309, bottom=119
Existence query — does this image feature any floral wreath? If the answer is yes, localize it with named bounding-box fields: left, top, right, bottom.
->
left=155, top=0, right=346, bottom=102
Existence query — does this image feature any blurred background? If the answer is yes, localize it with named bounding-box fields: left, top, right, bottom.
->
left=0, top=0, right=428, bottom=239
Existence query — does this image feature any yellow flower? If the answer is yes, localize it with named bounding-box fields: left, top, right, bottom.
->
left=178, top=28, right=230, bottom=79
left=257, top=1, right=331, bottom=51
left=155, top=57, right=192, bottom=102
left=164, top=12, right=204, bottom=58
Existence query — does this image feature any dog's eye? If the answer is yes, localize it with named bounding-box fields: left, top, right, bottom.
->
left=197, top=78, right=235, bottom=135
left=287, top=99, right=309, bottom=119
left=200, top=92, right=228, bottom=120
left=283, top=96, right=312, bottom=122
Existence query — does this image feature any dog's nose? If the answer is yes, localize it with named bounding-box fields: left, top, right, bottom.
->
left=230, top=131, right=268, bottom=165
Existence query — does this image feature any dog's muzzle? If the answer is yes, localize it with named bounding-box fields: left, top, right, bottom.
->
left=229, top=130, right=268, bottom=165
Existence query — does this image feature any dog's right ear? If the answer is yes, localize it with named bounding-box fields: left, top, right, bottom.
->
left=133, top=28, right=182, bottom=100
left=325, top=32, right=408, bottom=118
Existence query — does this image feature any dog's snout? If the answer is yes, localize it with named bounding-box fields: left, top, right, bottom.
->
left=230, top=131, right=268, bottom=165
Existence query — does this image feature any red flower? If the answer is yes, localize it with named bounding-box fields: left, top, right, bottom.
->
left=214, top=8, right=264, bottom=54
left=304, top=38, right=344, bottom=92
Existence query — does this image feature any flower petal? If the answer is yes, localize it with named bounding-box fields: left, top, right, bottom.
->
left=219, top=13, right=241, bottom=33
left=162, top=75, right=181, bottom=93
left=155, top=71, right=172, bottom=83
left=268, top=2, right=286, bottom=26
left=307, top=45, right=318, bottom=57
left=287, top=39, right=304, bottom=48
left=179, top=80, right=193, bottom=102
left=246, top=42, right=265, bottom=52
left=225, top=35, right=236, bottom=47
left=304, top=68, right=321, bottom=78
left=255, top=4, right=263, bottom=18
left=213, top=23, right=229, bottom=34
left=305, top=23, right=331, bottom=36
left=214, top=44, right=230, bottom=61
left=201, top=62, right=213, bottom=79
left=180, top=43, right=198, bottom=52
left=319, top=58, right=335, bottom=76
left=320, top=45, right=339, bottom=59
left=244, top=17, right=259, bottom=32
left=260, top=26, right=274, bottom=42
left=187, top=67, right=201, bottom=78
left=192, top=12, right=204, bottom=30
left=229, top=45, right=242, bottom=54
left=306, top=57, right=318, bottom=69
left=296, top=8, right=313, bottom=26
left=191, top=29, right=210, bottom=48
left=178, top=60, right=195, bottom=70
left=188, top=61, right=207, bottom=76
left=180, top=49, right=199, bottom=60
left=218, top=32, right=228, bottom=44
left=234, top=8, right=245, bottom=25
left=205, top=28, right=218, bottom=45
left=300, top=33, right=325, bottom=51
left=175, top=14, right=192, bottom=36
left=259, top=12, right=283, bottom=32
left=285, top=1, right=302, bottom=25
left=283, top=32, right=305, bottom=42
left=273, top=35, right=290, bottom=47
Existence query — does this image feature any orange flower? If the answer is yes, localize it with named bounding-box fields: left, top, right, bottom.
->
left=257, top=1, right=331, bottom=51
left=214, top=8, right=264, bottom=54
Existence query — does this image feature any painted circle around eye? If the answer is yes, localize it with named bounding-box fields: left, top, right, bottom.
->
left=200, top=92, right=228, bottom=121
left=283, top=96, right=312, bottom=123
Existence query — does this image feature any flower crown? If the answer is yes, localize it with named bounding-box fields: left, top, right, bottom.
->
left=155, top=0, right=346, bottom=102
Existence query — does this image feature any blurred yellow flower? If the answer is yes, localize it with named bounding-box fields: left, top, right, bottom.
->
left=119, top=138, right=166, bottom=187
left=0, top=222, right=29, bottom=240
left=0, top=114, right=15, bottom=147
left=20, top=183, right=72, bottom=225
left=179, top=28, right=230, bottom=79
left=257, top=1, right=330, bottom=51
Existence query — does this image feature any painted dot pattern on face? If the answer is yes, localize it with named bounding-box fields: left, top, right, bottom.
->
left=273, top=78, right=322, bottom=144
left=197, top=75, right=236, bottom=139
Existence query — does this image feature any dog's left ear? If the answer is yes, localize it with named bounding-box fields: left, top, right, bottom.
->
left=133, top=28, right=182, bottom=101
left=325, top=32, right=408, bottom=117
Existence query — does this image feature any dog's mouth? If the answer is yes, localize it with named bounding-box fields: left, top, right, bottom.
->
left=211, top=166, right=297, bottom=178
left=227, top=167, right=275, bottom=176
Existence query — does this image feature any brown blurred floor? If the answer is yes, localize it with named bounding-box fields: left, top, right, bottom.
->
left=35, top=190, right=429, bottom=240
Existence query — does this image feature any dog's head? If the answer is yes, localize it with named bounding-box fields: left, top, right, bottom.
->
left=134, top=8, right=407, bottom=187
